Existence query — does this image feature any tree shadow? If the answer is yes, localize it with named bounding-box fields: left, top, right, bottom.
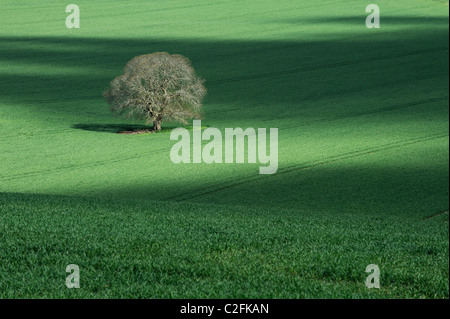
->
left=72, top=123, right=150, bottom=133
left=71, top=123, right=195, bottom=133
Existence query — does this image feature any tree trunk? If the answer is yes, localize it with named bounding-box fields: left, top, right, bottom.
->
left=153, top=120, right=162, bottom=131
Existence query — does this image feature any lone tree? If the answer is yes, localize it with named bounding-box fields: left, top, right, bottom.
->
left=104, top=52, right=206, bottom=131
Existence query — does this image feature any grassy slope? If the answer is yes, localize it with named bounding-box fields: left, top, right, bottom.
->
left=0, top=0, right=449, bottom=298
left=0, top=193, right=448, bottom=298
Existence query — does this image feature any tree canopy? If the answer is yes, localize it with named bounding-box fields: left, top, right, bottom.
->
left=104, top=52, right=207, bottom=131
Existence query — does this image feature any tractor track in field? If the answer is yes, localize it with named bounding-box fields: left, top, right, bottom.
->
left=0, top=149, right=159, bottom=182
left=221, top=96, right=448, bottom=134
left=275, top=96, right=449, bottom=127
left=207, top=47, right=449, bottom=85
left=0, top=97, right=447, bottom=182
left=165, top=133, right=449, bottom=202
left=0, top=128, right=73, bottom=142
left=424, top=210, right=449, bottom=221
left=0, top=112, right=108, bottom=143
left=207, top=75, right=445, bottom=115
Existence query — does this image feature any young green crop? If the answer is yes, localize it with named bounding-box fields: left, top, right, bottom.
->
left=0, top=0, right=448, bottom=299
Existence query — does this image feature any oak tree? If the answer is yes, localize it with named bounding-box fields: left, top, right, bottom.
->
left=104, top=52, right=206, bottom=131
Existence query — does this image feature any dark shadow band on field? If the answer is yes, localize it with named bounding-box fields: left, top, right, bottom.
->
left=0, top=24, right=448, bottom=216
left=1, top=145, right=448, bottom=218
left=0, top=25, right=448, bottom=121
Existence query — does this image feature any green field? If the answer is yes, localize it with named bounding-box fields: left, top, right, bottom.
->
left=0, top=0, right=449, bottom=298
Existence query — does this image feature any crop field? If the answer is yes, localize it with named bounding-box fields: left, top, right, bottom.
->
left=0, top=0, right=448, bottom=298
